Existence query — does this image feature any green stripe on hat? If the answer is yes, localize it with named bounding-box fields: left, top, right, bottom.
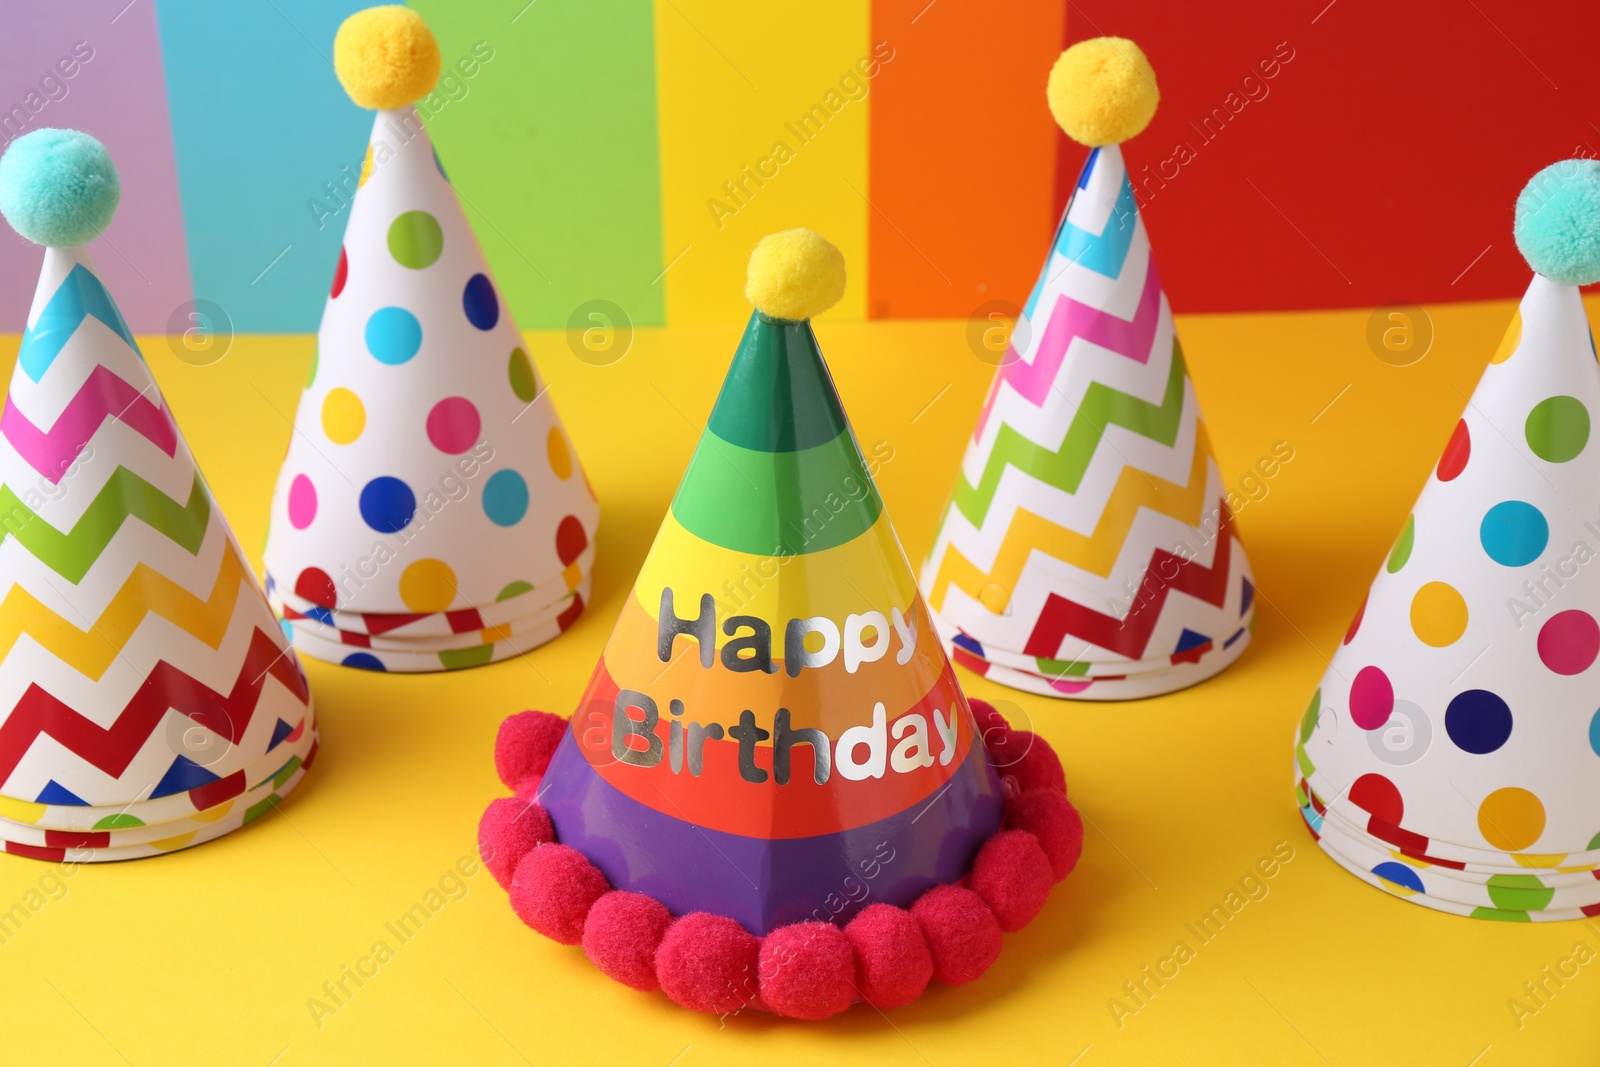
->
left=705, top=312, right=849, bottom=453
left=671, top=425, right=883, bottom=555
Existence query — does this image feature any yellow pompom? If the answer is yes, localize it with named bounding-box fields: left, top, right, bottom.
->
left=1046, top=37, right=1158, bottom=147
left=334, top=6, right=441, bottom=110
left=745, top=229, right=846, bottom=321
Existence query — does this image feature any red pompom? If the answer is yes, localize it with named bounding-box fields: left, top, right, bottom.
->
left=758, top=921, right=857, bottom=1020
left=1004, top=791, right=1084, bottom=881
left=969, top=830, right=1054, bottom=932
left=844, top=904, right=933, bottom=1009
left=655, top=913, right=762, bottom=1016
left=509, top=844, right=609, bottom=945
left=495, top=710, right=568, bottom=791
left=969, top=698, right=1015, bottom=751
left=583, top=891, right=674, bottom=991
left=910, top=885, right=1002, bottom=985
left=513, top=773, right=543, bottom=799
left=1000, top=730, right=1067, bottom=795
left=478, top=796, right=554, bottom=889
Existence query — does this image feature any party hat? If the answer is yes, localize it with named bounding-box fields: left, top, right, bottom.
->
left=479, top=232, right=1084, bottom=1018
left=263, top=6, right=598, bottom=670
left=1296, top=159, right=1600, bottom=921
left=0, top=130, right=316, bottom=861
left=920, top=38, right=1255, bottom=700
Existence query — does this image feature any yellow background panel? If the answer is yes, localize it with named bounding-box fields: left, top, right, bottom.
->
left=654, top=0, right=871, bottom=323
left=1, top=293, right=1599, bottom=1063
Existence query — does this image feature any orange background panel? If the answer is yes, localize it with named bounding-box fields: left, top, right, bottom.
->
left=866, top=0, right=1066, bottom=320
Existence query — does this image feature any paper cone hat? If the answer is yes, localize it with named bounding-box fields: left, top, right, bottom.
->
left=1297, top=160, right=1600, bottom=920
left=921, top=38, right=1254, bottom=700
left=263, top=7, right=597, bottom=669
left=533, top=230, right=1007, bottom=937
left=0, top=130, right=316, bottom=861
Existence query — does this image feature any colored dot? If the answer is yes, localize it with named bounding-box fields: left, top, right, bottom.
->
left=1298, top=689, right=1321, bottom=743
left=1371, top=862, right=1424, bottom=894
left=387, top=210, right=443, bottom=269
left=1409, top=581, right=1468, bottom=647
left=426, top=397, right=481, bottom=454
left=1487, top=873, right=1555, bottom=912
left=1480, top=501, right=1548, bottom=567
left=287, top=475, right=317, bottom=530
left=1436, top=419, right=1470, bottom=481
left=1478, top=787, right=1545, bottom=851
left=1538, top=610, right=1600, bottom=675
left=1350, top=772, right=1403, bottom=824
left=1386, top=515, right=1415, bottom=573
left=509, top=347, right=537, bottom=402
left=1349, top=665, right=1394, bottom=730
left=359, top=476, right=416, bottom=533
left=463, top=273, right=499, bottom=330
left=1591, top=709, right=1600, bottom=757
left=331, top=247, right=348, bottom=298
left=321, top=387, right=366, bottom=444
left=342, top=652, right=387, bottom=672
left=547, top=427, right=573, bottom=480
left=1343, top=593, right=1367, bottom=645
left=1491, top=310, right=1521, bottom=365
left=1525, top=395, right=1590, bottom=463
left=556, top=514, right=588, bottom=566
left=497, top=580, right=533, bottom=602
left=1444, top=689, right=1513, bottom=754
left=400, top=558, right=458, bottom=613
left=366, top=307, right=423, bottom=365
left=306, top=345, right=319, bottom=388
left=294, top=567, right=336, bottom=608
left=482, top=469, right=529, bottom=526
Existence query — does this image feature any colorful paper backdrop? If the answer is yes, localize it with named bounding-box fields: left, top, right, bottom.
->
left=1, top=0, right=1596, bottom=333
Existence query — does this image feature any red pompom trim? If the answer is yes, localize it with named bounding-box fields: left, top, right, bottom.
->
left=488, top=704, right=1079, bottom=1016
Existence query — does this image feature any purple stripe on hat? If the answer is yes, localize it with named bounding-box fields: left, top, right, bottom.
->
left=0, top=2, right=191, bottom=333
left=539, top=728, right=1006, bottom=935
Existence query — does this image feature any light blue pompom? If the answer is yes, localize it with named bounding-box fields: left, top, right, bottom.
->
left=1515, top=159, right=1600, bottom=286
left=0, top=128, right=121, bottom=247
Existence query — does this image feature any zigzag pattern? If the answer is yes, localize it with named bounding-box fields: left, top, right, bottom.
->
left=0, top=469, right=209, bottom=583
left=3, top=364, right=177, bottom=483
left=931, top=421, right=1214, bottom=609
left=976, top=252, right=1162, bottom=440
left=1023, top=504, right=1239, bottom=659
left=0, top=544, right=252, bottom=681
left=956, top=339, right=1187, bottom=529
left=0, top=626, right=307, bottom=786
left=1047, top=158, right=1139, bottom=279
left=19, top=264, right=140, bottom=383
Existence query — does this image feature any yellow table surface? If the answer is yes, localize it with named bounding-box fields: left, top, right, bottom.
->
left=3, top=296, right=1599, bottom=1065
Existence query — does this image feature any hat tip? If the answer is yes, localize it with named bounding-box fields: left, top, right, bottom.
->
left=1515, top=159, right=1600, bottom=286
left=745, top=229, right=847, bottom=321
left=334, top=5, right=441, bottom=111
left=0, top=128, right=120, bottom=247
left=1047, top=37, right=1159, bottom=148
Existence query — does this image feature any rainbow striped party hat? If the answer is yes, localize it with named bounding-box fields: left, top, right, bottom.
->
left=537, top=230, right=1006, bottom=935
left=920, top=38, right=1255, bottom=700
left=1297, top=160, right=1600, bottom=921
left=263, top=7, right=597, bottom=671
left=0, top=130, right=316, bottom=862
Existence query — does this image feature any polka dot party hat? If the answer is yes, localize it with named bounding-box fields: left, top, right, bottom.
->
left=1296, top=160, right=1600, bottom=921
left=0, top=130, right=316, bottom=861
left=480, top=233, right=1082, bottom=1017
left=919, top=39, right=1255, bottom=700
left=263, top=7, right=598, bottom=672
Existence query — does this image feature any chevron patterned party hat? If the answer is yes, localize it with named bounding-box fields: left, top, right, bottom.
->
left=535, top=230, right=1006, bottom=936
left=1297, top=160, right=1600, bottom=921
left=0, top=130, right=316, bottom=862
left=921, top=38, right=1254, bottom=700
left=263, top=6, right=597, bottom=671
